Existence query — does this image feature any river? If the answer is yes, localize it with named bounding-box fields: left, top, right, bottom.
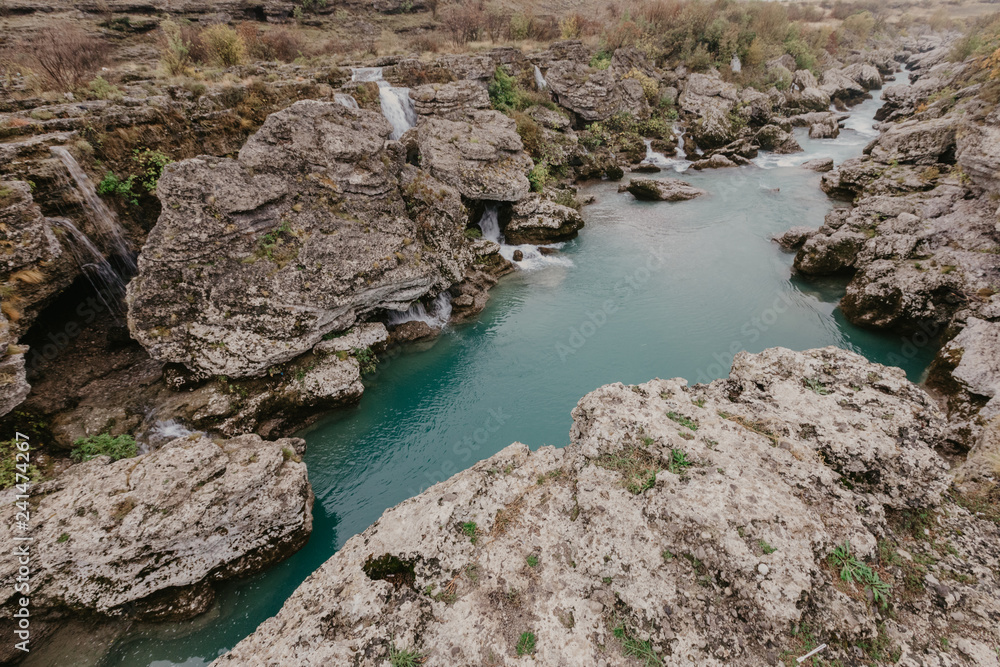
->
left=90, top=71, right=931, bottom=667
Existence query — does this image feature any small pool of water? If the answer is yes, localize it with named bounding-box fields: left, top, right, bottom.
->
left=98, top=77, right=934, bottom=667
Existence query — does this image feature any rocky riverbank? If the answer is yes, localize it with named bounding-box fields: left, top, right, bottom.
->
left=215, top=347, right=1000, bottom=666
left=783, top=41, right=1000, bottom=454
left=1, top=7, right=995, bottom=663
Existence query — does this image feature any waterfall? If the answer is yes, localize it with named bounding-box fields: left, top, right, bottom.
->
left=388, top=292, right=453, bottom=328
left=350, top=67, right=417, bottom=140
left=730, top=54, right=742, bottom=73
left=50, top=146, right=136, bottom=277
left=334, top=93, right=359, bottom=109
left=477, top=204, right=502, bottom=243
left=143, top=419, right=202, bottom=452
left=476, top=204, right=573, bottom=272
left=639, top=133, right=691, bottom=173
left=675, top=129, right=687, bottom=160
left=51, top=218, right=128, bottom=319
left=533, top=65, right=548, bottom=91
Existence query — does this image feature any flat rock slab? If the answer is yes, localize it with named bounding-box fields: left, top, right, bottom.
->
left=620, top=177, right=707, bottom=201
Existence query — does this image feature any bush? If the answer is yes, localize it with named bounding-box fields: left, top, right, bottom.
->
left=88, top=76, right=121, bottom=100
left=160, top=19, right=191, bottom=75
left=528, top=162, right=549, bottom=192
left=23, top=26, right=111, bottom=90
left=488, top=65, right=520, bottom=112
left=97, top=148, right=172, bottom=205
left=238, top=22, right=305, bottom=62
left=202, top=24, right=246, bottom=67
left=71, top=433, right=138, bottom=463
left=590, top=50, right=612, bottom=70
left=441, top=3, right=485, bottom=44
left=623, top=68, right=658, bottom=103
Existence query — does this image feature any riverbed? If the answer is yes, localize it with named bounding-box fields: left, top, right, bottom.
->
left=95, top=74, right=932, bottom=667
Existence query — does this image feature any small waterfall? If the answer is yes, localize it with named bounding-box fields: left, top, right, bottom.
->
left=675, top=130, right=687, bottom=160
left=477, top=204, right=573, bottom=272
left=143, top=419, right=202, bottom=452
left=533, top=65, right=548, bottom=91
left=730, top=54, right=742, bottom=73
left=334, top=93, right=359, bottom=109
left=50, top=146, right=136, bottom=277
left=351, top=67, right=417, bottom=140
left=639, top=133, right=691, bottom=173
left=477, top=204, right=502, bottom=243
left=388, top=292, right=453, bottom=328
left=52, top=218, right=128, bottom=319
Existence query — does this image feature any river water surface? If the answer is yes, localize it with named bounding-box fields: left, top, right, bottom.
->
left=96, top=74, right=932, bottom=667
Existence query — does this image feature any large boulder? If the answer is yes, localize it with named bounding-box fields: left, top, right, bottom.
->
left=127, top=101, right=475, bottom=378
left=213, top=347, right=999, bottom=667
left=0, top=180, right=73, bottom=337
left=957, top=106, right=1000, bottom=197
left=679, top=73, right=740, bottom=149
left=621, top=177, right=707, bottom=201
left=410, top=81, right=490, bottom=120
left=408, top=110, right=533, bottom=201
left=820, top=68, right=867, bottom=103
left=504, top=194, right=584, bottom=245
left=754, top=124, right=802, bottom=153
left=0, top=433, right=312, bottom=620
left=869, top=116, right=958, bottom=165
left=842, top=62, right=882, bottom=90
left=544, top=61, right=648, bottom=122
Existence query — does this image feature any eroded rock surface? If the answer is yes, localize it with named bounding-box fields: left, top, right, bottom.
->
left=0, top=433, right=312, bottom=621
left=214, top=347, right=1000, bottom=667
left=621, top=177, right=706, bottom=202
left=505, top=194, right=584, bottom=245
left=127, top=100, right=476, bottom=378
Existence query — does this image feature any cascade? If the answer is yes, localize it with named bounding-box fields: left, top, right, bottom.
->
left=51, top=218, right=128, bottom=319
left=351, top=67, right=417, bottom=140
left=533, top=65, right=548, bottom=91
left=388, top=292, right=453, bottom=328
left=50, top=146, right=136, bottom=277
left=476, top=204, right=573, bottom=272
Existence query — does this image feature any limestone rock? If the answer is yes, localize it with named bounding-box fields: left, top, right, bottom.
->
left=409, top=111, right=533, bottom=201
left=505, top=194, right=584, bottom=245
left=0, top=312, right=29, bottom=417
left=545, top=61, right=648, bottom=122
left=0, top=433, right=312, bottom=620
left=127, top=101, right=475, bottom=378
left=213, top=347, right=991, bottom=667
left=956, top=107, right=1000, bottom=197
left=410, top=81, right=490, bottom=120
left=773, top=226, right=816, bottom=250
left=869, top=116, right=957, bottom=165
left=801, top=157, right=835, bottom=172
left=754, top=125, right=803, bottom=153
left=691, top=153, right=738, bottom=170
left=680, top=73, right=739, bottom=149
left=622, top=177, right=707, bottom=201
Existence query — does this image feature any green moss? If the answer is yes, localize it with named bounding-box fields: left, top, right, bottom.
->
left=71, top=433, right=137, bottom=463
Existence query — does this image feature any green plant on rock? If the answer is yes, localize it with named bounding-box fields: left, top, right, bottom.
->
left=352, top=347, right=377, bottom=375
left=388, top=641, right=425, bottom=667
left=528, top=162, right=549, bottom=192
left=828, top=540, right=892, bottom=608
left=666, top=411, right=698, bottom=431
left=613, top=624, right=663, bottom=666
left=71, top=433, right=138, bottom=463
left=488, top=65, right=520, bottom=113
left=590, top=50, right=612, bottom=70
left=97, top=172, right=138, bottom=206
left=516, top=631, right=536, bottom=656
left=666, top=448, right=693, bottom=474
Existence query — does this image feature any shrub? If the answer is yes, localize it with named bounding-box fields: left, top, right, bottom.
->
left=160, top=19, right=191, bottom=75
left=71, top=433, right=138, bottom=462
left=623, top=68, right=658, bottom=103
left=202, top=24, right=246, bottom=67
left=488, top=65, right=519, bottom=112
left=528, top=162, right=549, bottom=192
left=513, top=111, right=542, bottom=158
left=88, top=76, right=121, bottom=100
left=238, top=22, right=305, bottom=62
left=23, top=26, right=111, bottom=90
left=590, top=50, right=612, bottom=70
left=98, top=172, right=138, bottom=206
left=440, top=3, right=484, bottom=44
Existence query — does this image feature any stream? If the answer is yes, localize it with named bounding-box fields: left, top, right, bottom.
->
left=93, top=72, right=933, bottom=667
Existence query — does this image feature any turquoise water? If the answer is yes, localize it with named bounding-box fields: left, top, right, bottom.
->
left=97, top=83, right=936, bottom=667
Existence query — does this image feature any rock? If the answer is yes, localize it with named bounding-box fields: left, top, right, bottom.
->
left=545, top=61, right=648, bottom=122
left=633, top=163, right=661, bottom=173
left=504, top=194, right=584, bottom=245
left=512, top=249, right=524, bottom=262
left=127, top=101, right=476, bottom=378
left=0, top=180, right=73, bottom=336
left=313, top=322, right=389, bottom=355
left=820, top=68, right=867, bottom=103
left=680, top=73, right=740, bottom=149
left=410, top=81, right=490, bottom=120
left=928, top=317, right=1000, bottom=443
left=527, top=105, right=571, bottom=131
left=0, top=433, right=312, bottom=621
left=409, top=110, right=533, bottom=201
left=754, top=125, right=802, bottom=153
left=842, top=62, right=882, bottom=90
left=869, top=116, right=957, bottom=165
left=773, top=226, right=816, bottom=250
left=956, top=107, right=1000, bottom=196
left=388, top=320, right=438, bottom=344
left=623, top=177, right=707, bottom=201
left=692, top=154, right=738, bottom=170
left=214, top=347, right=985, bottom=667
left=801, top=157, right=835, bottom=172
left=0, top=312, right=29, bottom=417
